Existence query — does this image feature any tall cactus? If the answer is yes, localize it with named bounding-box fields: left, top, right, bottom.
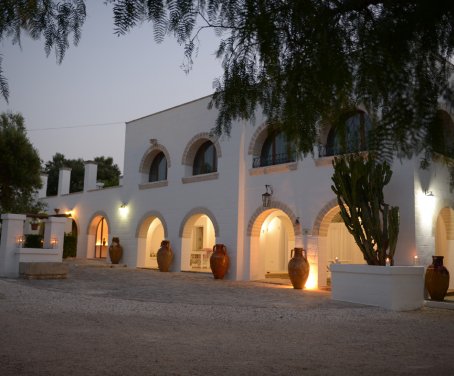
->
left=331, top=154, right=399, bottom=266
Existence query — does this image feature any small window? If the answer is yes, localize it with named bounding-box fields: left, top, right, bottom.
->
left=193, top=141, right=217, bottom=175
left=149, top=152, right=167, bottom=182
left=254, top=131, right=295, bottom=167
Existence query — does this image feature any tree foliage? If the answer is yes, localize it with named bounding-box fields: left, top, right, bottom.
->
left=0, top=112, right=44, bottom=214
left=43, top=153, right=121, bottom=196
left=0, top=0, right=86, bottom=101
left=3, top=1, right=454, bottom=167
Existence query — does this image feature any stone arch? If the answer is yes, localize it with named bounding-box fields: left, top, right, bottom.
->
left=437, top=207, right=454, bottom=240
left=248, top=122, right=269, bottom=156
left=86, top=211, right=110, bottom=235
left=139, top=143, right=171, bottom=173
left=181, top=132, right=221, bottom=166
left=247, top=200, right=300, bottom=237
left=135, top=210, right=169, bottom=239
left=179, top=207, right=220, bottom=238
left=312, top=198, right=340, bottom=236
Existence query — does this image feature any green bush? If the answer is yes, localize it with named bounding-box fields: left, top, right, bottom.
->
left=24, top=234, right=43, bottom=248
left=63, top=233, right=77, bottom=258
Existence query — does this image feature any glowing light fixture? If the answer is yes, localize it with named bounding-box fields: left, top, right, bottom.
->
left=16, top=235, right=25, bottom=248
left=424, top=190, right=434, bottom=196
left=262, top=185, right=273, bottom=207
left=51, top=237, right=58, bottom=248
left=119, top=203, right=129, bottom=218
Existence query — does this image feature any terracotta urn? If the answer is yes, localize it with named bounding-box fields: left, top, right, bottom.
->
left=425, top=255, right=450, bottom=301
left=157, top=240, right=174, bottom=272
left=288, top=248, right=310, bottom=289
left=210, top=244, right=230, bottom=279
left=109, top=237, right=123, bottom=264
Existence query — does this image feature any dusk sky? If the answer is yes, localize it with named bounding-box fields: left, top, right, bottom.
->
left=0, top=2, right=223, bottom=173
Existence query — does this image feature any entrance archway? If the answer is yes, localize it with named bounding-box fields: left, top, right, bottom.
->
left=180, top=210, right=217, bottom=272
left=436, top=207, right=454, bottom=289
left=315, top=204, right=364, bottom=288
left=86, top=212, right=110, bottom=259
left=248, top=204, right=308, bottom=283
left=136, top=212, right=168, bottom=268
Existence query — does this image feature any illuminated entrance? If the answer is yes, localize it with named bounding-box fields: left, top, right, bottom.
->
left=316, top=205, right=364, bottom=287
left=86, top=213, right=110, bottom=259
left=436, top=207, right=454, bottom=289
left=136, top=213, right=166, bottom=268
left=180, top=212, right=216, bottom=272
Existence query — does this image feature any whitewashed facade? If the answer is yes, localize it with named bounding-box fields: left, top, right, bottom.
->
left=39, top=95, right=454, bottom=289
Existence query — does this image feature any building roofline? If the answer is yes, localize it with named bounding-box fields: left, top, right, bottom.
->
left=126, top=94, right=214, bottom=125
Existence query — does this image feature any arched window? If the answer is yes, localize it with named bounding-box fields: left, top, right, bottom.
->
left=149, top=152, right=167, bottom=182
left=193, top=141, right=217, bottom=175
left=325, top=111, right=372, bottom=156
left=254, top=131, right=295, bottom=167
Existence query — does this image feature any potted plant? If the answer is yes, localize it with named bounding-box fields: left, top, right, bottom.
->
left=329, top=153, right=425, bottom=310
left=30, top=218, right=40, bottom=231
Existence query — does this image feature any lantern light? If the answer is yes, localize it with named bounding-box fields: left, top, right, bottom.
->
left=262, top=185, right=273, bottom=207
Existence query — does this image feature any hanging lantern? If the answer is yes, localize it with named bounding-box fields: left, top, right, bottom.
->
left=262, top=185, right=273, bottom=207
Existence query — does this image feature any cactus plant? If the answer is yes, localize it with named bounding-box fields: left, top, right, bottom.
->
left=331, top=154, right=399, bottom=266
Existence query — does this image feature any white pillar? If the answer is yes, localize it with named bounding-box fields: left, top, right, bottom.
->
left=43, top=217, right=68, bottom=260
left=38, top=173, right=48, bottom=198
left=84, top=161, right=98, bottom=192
left=58, top=167, right=71, bottom=196
left=0, top=214, right=26, bottom=277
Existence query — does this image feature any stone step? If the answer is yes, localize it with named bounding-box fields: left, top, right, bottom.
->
left=19, top=262, right=69, bottom=280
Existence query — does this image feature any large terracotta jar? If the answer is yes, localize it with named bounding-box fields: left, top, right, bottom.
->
left=425, top=255, right=450, bottom=301
left=210, top=244, right=230, bottom=279
left=157, top=240, right=174, bottom=272
left=109, top=237, right=123, bottom=264
left=288, top=248, right=310, bottom=289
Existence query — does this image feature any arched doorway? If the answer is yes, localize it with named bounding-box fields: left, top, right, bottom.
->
left=249, top=207, right=308, bottom=283
left=136, top=213, right=167, bottom=269
left=316, top=205, right=364, bottom=288
left=260, top=211, right=294, bottom=274
left=436, top=207, right=454, bottom=289
left=180, top=213, right=216, bottom=272
left=86, top=213, right=110, bottom=259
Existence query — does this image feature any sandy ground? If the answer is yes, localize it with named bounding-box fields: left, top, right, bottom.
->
left=1, top=261, right=454, bottom=376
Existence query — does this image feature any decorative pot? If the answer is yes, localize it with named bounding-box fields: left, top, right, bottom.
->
left=210, top=244, right=229, bottom=279
left=109, top=237, right=123, bottom=264
left=288, top=248, right=310, bottom=289
left=425, top=255, right=450, bottom=301
left=157, top=240, right=173, bottom=272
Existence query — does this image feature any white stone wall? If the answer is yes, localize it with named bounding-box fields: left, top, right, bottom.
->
left=40, top=95, right=452, bottom=284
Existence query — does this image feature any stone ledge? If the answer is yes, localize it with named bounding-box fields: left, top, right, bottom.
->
left=19, top=262, right=69, bottom=280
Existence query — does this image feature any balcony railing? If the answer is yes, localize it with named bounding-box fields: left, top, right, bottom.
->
left=318, top=144, right=370, bottom=158
left=253, top=153, right=296, bottom=168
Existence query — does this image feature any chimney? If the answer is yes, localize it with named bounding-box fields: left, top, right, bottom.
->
left=84, top=161, right=98, bottom=192
left=38, top=173, right=48, bottom=198
left=58, top=167, right=71, bottom=196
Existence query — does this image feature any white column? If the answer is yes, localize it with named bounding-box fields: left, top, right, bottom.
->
left=43, top=217, right=67, bottom=260
left=84, top=161, right=98, bottom=192
left=58, top=167, right=72, bottom=196
left=0, top=214, right=26, bottom=277
left=38, top=173, right=48, bottom=198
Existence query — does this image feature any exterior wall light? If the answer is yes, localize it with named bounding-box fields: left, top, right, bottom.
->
left=424, top=190, right=434, bottom=196
left=51, top=237, right=58, bottom=248
left=262, top=185, right=273, bottom=207
left=16, top=235, right=25, bottom=248
left=119, top=203, right=129, bottom=218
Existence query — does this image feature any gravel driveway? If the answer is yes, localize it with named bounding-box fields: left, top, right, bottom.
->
left=1, top=261, right=453, bottom=375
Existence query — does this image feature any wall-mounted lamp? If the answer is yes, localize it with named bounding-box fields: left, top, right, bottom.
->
left=16, top=235, right=25, bottom=248
left=424, top=190, right=434, bottom=197
left=119, top=203, right=129, bottom=218
left=65, top=210, right=73, bottom=218
left=295, top=217, right=300, bottom=225
left=54, top=208, right=60, bottom=214
left=51, top=236, right=58, bottom=249
left=262, top=185, right=273, bottom=207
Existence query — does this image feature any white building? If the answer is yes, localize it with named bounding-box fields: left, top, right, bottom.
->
left=40, top=95, right=454, bottom=289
